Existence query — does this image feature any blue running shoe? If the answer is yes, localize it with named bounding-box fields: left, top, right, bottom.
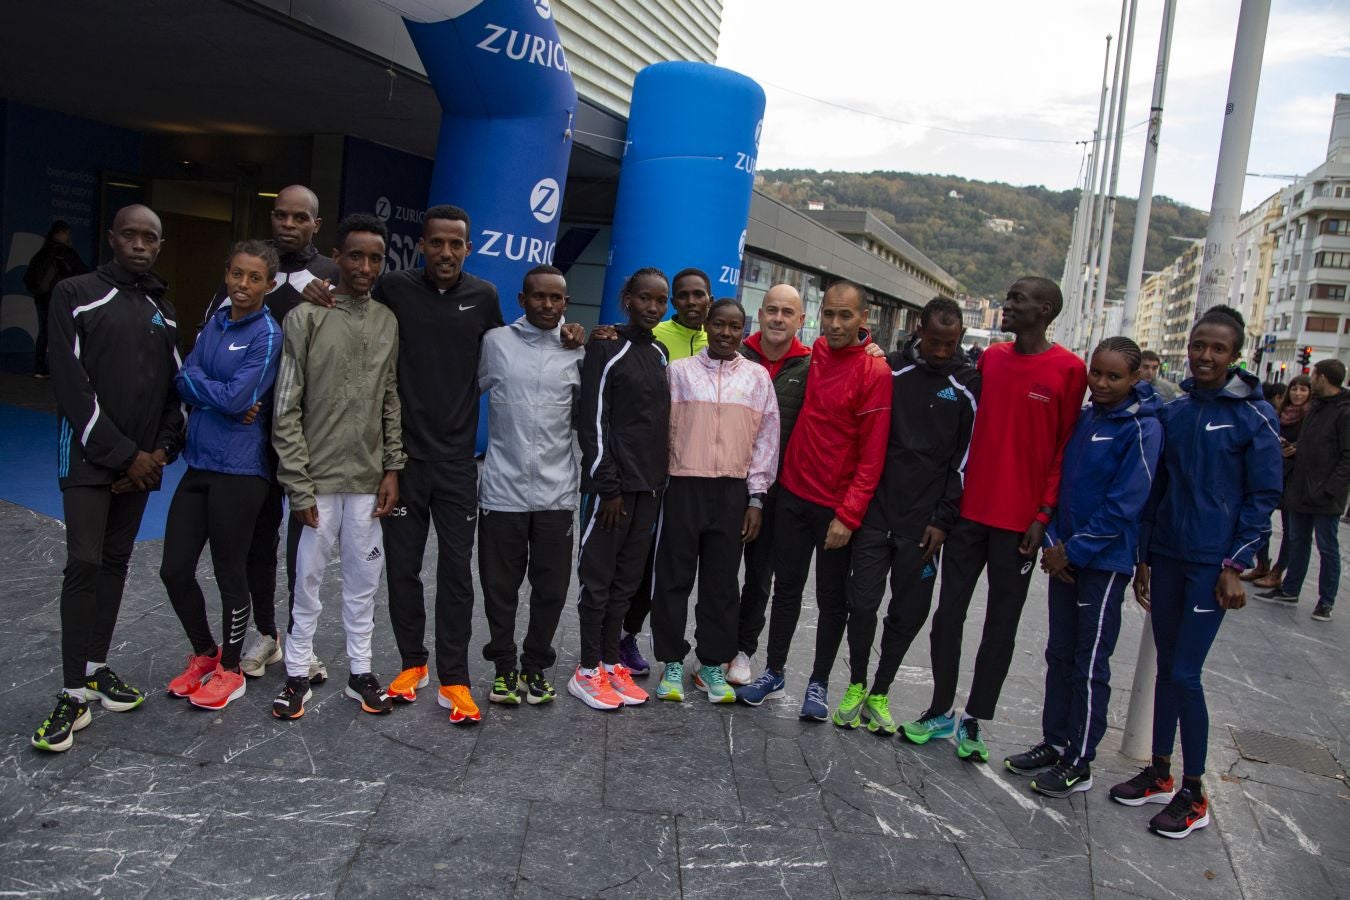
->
left=800, top=679, right=829, bottom=721
left=618, top=633, right=651, bottom=676
left=736, top=668, right=785, bottom=706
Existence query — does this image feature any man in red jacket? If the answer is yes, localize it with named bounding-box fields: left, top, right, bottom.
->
left=901, top=276, right=1087, bottom=762
left=736, top=280, right=891, bottom=719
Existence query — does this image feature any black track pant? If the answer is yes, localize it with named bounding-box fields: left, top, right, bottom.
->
left=59, top=486, right=149, bottom=689
left=160, top=468, right=270, bottom=670
left=383, top=457, right=478, bottom=686
left=736, top=489, right=779, bottom=655
left=478, top=508, right=574, bottom=677
left=927, top=518, right=1036, bottom=720
left=577, top=491, right=660, bottom=669
left=620, top=543, right=657, bottom=635
left=650, top=477, right=746, bottom=666
left=764, top=487, right=851, bottom=676
left=246, top=480, right=300, bottom=639
left=840, top=525, right=941, bottom=693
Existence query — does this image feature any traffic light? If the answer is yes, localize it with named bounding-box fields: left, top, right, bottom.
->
left=1298, top=345, right=1313, bottom=373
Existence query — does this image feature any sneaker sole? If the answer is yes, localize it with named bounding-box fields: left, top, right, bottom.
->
left=31, top=708, right=92, bottom=753
left=435, top=692, right=482, bottom=723
left=902, top=728, right=954, bottom=745
left=166, top=681, right=208, bottom=699
left=1005, top=760, right=1058, bottom=776
left=1256, top=594, right=1298, bottom=604
left=957, top=746, right=990, bottom=762
left=1150, top=812, right=1210, bottom=839
left=615, top=692, right=648, bottom=706
left=488, top=693, right=522, bottom=705
left=1312, top=613, right=1332, bottom=622
left=190, top=681, right=247, bottom=710
left=725, top=671, right=752, bottom=686
left=239, top=647, right=283, bottom=678
left=657, top=687, right=684, bottom=702
left=86, top=690, right=144, bottom=713
left=865, top=720, right=898, bottom=736
left=800, top=709, right=829, bottom=722
left=1110, top=789, right=1176, bottom=807
left=567, top=678, right=622, bottom=710
left=525, top=692, right=555, bottom=705
left=344, top=686, right=394, bottom=714
left=832, top=713, right=862, bottom=728
left=1031, top=776, right=1093, bottom=798
left=693, top=678, right=736, bottom=704
left=735, top=687, right=784, bottom=706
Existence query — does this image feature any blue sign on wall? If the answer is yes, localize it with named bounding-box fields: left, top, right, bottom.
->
left=339, top=136, right=434, bottom=275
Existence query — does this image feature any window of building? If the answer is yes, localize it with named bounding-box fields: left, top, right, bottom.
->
left=1293, top=191, right=1305, bottom=206
left=1315, top=251, right=1350, bottom=269
left=1336, top=185, right=1350, bottom=199
left=1311, top=283, right=1348, bottom=300
left=1293, top=254, right=1302, bottom=270
left=1297, top=222, right=1305, bottom=239
left=1306, top=316, right=1339, bottom=333
left=1322, top=218, right=1348, bottom=235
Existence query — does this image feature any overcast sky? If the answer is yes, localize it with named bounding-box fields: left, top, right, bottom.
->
left=716, top=0, right=1349, bottom=213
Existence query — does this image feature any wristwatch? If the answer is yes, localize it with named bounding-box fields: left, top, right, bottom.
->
left=748, top=492, right=767, bottom=510
left=1221, top=558, right=1245, bottom=574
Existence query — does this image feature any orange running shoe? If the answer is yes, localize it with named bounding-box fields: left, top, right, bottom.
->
left=437, top=685, right=481, bottom=724
left=168, top=649, right=220, bottom=697
left=567, top=666, right=623, bottom=710
left=607, top=664, right=648, bottom=706
left=388, top=665, right=429, bottom=703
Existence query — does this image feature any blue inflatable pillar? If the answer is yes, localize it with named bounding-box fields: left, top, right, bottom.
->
left=600, top=62, right=765, bottom=323
left=398, top=0, right=577, bottom=449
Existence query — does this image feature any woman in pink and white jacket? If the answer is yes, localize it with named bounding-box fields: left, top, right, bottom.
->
left=649, top=299, right=780, bottom=704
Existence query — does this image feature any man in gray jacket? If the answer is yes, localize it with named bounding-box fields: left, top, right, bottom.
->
left=476, top=265, right=584, bottom=706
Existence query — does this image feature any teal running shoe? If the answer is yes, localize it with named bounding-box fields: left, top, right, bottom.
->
left=956, top=717, right=990, bottom=762
left=694, top=665, right=736, bottom=704
left=656, top=661, right=684, bottom=702
left=832, top=682, right=867, bottom=728
left=901, top=709, right=956, bottom=745
left=862, top=693, right=897, bottom=735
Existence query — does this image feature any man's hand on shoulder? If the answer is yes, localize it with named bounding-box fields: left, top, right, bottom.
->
left=864, top=342, right=884, bottom=358
left=589, top=324, right=620, bottom=343
left=560, top=323, right=585, bottom=350
left=300, top=278, right=336, bottom=309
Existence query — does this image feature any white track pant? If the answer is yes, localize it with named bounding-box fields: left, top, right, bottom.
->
left=286, top=493, right=384, bottom=678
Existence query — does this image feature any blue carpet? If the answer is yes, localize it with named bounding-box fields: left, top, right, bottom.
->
left=0, top=404, right=184, bottom=541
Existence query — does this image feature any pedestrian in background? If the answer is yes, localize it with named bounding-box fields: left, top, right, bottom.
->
left=23, top=220, right=88, bottom=379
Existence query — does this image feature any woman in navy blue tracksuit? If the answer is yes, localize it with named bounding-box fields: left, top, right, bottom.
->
left=1109, top=306, right=1281, bottom=839
left=160, top=241, right=283, bottom=712
left=1004, top=337, right=1162, bottom=798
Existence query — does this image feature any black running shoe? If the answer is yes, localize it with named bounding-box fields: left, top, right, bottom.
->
left=1031, top=760, right=1093, bottom=798
left=1005, top=741, right=1061, bottom=775
left=1148, top=785, right=1210, bottom=839
left=1312, top=604, right=1333, bottom=622
left=85, top=666, right=145, bottom=712
left=272, top=676, right=312, bottom=720
left=31, top=693, right=92, bottom=752
left=1109, top=764, right=1176, bottom=806
left=345, top=673, right=393, bottom=714
left=523, top=672, right=556, bottom=705
left=1257, top=588, right=1298, bottom=604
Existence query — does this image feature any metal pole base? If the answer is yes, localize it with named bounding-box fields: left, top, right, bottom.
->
left=1120, top=610, right=1157, bottom=760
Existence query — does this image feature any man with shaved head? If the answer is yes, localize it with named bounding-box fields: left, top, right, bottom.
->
left=203, top=185, right=341, bottom=683
left=33, top=204, right=185, bottom=752
left=727, top=284, right=812, bottom=684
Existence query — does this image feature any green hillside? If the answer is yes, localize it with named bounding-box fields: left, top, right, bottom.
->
left=758, top=169, right=1209, bottom=299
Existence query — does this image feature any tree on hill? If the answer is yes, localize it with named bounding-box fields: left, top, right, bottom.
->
left=760, top=169, right=1209, bottom=299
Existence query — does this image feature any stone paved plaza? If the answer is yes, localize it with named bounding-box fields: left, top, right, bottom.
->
left=0, top=487, right=1346, bottom=898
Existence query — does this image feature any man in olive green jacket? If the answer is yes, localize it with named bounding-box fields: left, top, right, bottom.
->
left=270, top=213, right=406, bottom=720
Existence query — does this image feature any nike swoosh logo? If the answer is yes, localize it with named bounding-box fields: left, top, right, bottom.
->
left=1205, top=423, right=1234, bottom=432
left=465, top=514, right=476, bottom=521
left=1077, top=602, right=1093, bottom=607
left=459, top=304, right=476, bottom=311
left=228, top=342, right=248, bottom=351
left=1193, top=605, right=1217, bottom=613
left=1091, top=433, right=1112, bottom=442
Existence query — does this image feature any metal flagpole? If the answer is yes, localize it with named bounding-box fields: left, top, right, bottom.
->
left=1084, top=0, right=1128, bottom=350
left=1121, top=0, right=1177, bottom=339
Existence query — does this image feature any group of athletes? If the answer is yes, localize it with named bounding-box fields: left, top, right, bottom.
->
left=31, top=183, right=1292, bottom=841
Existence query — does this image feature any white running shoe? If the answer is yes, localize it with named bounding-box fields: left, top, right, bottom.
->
left=239, top=632, right=282, bottom=678
left=725, top=651, right=753, bottom=686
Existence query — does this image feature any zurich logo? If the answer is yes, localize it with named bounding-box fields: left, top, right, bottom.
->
left=530, top=177, right=560, bottom=224
left=936, top=386, right=957, bottom=402
left=534, top=0, right=552, bottom=18
left=754, top=118, right=763, bottom=149
left=738, top=229, right=747, bottom=257
left=149, top=311, right=165, bottom=328
left=374, top=196, right=391, bottom=222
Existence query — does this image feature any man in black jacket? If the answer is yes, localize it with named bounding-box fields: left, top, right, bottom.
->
left=828, top=297, right=979, bottom=732
left=1260, top=358, right=1350, bottom=621
left=33, top=204, right=184, bottom=753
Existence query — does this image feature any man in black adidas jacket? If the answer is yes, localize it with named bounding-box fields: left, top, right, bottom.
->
left=202, top=185, right=340, bottom=682
left=826, top=297, right=980, bottom=733
left=33, top=204, right=184, bottom=753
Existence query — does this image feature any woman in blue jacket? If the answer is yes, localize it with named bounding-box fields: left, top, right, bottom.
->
left=1003, top=337, right=1162, bottom=799
left=1110, top=305, right=1281, bottom=839
left=160, top=241, right=283, bottom=711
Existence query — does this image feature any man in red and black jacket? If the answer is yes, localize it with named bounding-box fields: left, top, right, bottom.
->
left=901, top=276, right=1087, bottom=762
left=736, top=280, right=891, bottom=718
